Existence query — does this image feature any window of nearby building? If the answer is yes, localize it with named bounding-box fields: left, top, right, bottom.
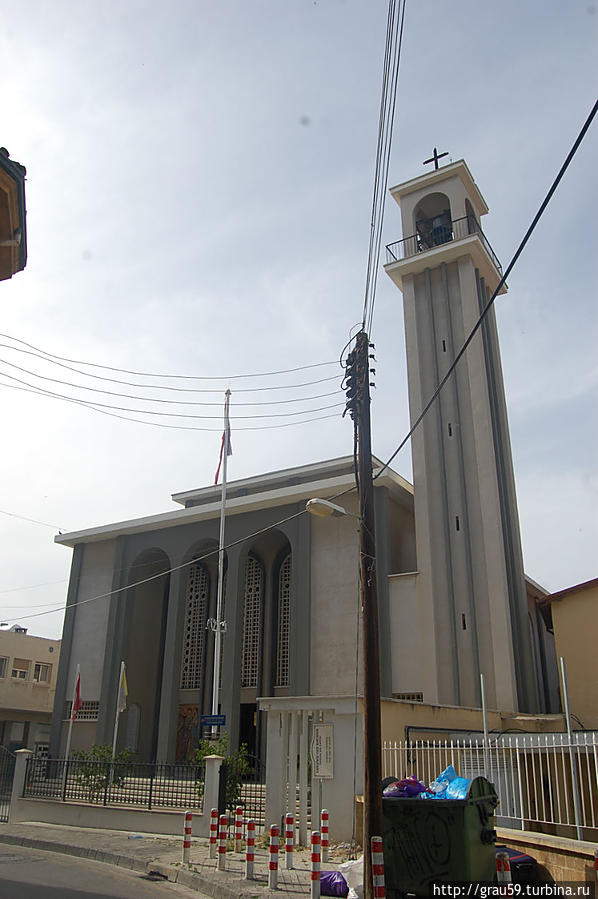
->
left=0, top=657, right=8, bottom=678
left=33, top=662, right=52, bottom=683
left=11, top=658, right=29, bottom=679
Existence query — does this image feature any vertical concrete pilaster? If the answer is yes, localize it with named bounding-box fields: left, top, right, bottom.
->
left=156, top=567, right=185, bottom=761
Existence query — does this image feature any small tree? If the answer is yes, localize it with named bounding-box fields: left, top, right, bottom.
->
left=72, top=743, right=134, bottom=801
left=193, top=732, right=249, bottom=811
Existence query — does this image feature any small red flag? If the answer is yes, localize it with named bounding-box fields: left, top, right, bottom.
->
left=72, top=672, right=82, bottom=721
left=214, top=429, right=232, bottom=485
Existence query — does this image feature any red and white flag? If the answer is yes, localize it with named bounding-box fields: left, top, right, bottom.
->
left=71, top=672, right=82, bottom=721
left=214, top=391, right=232, bottom=485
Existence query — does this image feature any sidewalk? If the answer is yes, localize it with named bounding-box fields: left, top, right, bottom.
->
left=0, top=822, right=352, bottom=898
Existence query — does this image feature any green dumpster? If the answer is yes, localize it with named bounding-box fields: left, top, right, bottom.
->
left=382, top=776, right=498, bottom=895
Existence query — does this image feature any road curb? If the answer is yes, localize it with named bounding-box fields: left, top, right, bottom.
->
left=0, top=832, right=149, bottom=875
left=0, top=831, right=271, bottom=898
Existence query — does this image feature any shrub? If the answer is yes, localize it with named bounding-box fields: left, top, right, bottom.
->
left=71, top=743, right=135, bottom=800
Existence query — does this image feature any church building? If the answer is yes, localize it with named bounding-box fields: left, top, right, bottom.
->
left=50, top=160, right=557, bottom=766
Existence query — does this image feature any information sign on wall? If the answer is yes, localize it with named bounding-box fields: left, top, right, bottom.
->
left=311, top=723, right=334, bottom=779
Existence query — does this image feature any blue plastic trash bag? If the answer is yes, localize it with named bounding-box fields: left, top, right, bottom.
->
left=321, top=871, right=349, bottom=897
left=422, top=765, right=471, bottom=800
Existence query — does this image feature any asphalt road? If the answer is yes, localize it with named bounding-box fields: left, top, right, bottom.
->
left=0, top=845, right=204, bottom=898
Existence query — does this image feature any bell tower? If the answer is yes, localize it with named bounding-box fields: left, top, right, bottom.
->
left=385, top=158, right=537, bottom=712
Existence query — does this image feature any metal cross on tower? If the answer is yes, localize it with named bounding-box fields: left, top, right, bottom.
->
left=423, top=147, right=449, bottom=170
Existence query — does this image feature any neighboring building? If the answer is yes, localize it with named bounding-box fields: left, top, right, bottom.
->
left=0, top=147, right=27, bottom=281
left=384, top=159, right=538, bottom=712
left=0, top=625, right=60, bottom=755
left=540, top=578, right=598, bottom=729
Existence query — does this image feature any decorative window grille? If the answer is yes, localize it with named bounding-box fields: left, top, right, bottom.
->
left=64, top=700, right=99, bottom=721
left=275, top=552, right=292, bottom=687
left=241, top=555, right=264, bottom=688
left=393, top=692, right=424, bottom=703
left=180, top=563, right=209, bottom=690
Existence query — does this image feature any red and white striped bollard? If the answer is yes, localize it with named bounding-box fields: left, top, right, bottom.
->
left=320, top=809, right=329, bottom=863
left=245, top=818, right=255, bottom=880
left=209, top=807, right=218, bottom=859
left=234, top=806, right=244, bottom=853
left=371, top=836, right=386, bottom=899
left=311, top=831, right=321, bottom=899
left=182, top=810, right=192, bottom=864
left=269, top=824, right=280, bottom=890
left=218, top=814, right=227, bottom=871
left=496, top=851, right=512, bottom=890
left=285, top=812, right=294, bottom=869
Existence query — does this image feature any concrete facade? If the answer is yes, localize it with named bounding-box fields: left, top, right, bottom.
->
left=384, top=160, right=539, bottom=713
left=50, top=456, right=416, bottom=763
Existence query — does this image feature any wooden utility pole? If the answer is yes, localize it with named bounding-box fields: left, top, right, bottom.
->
left=344, top=329, right=382, bottom=899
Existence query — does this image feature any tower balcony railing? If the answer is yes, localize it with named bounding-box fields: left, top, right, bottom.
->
left=385, top=215, right=502, bottom=274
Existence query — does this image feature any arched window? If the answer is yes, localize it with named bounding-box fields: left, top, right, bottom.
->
left=241, top=555, right=264, bottom=688
left=180, top=562, right=209, bottom=689
left=276, top=552, right=292, bottom=687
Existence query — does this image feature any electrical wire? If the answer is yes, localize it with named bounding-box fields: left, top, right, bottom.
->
left=0, top=378, right=343, bottom=431
left=0, top=342, right=340, bottom=393
left=361, top=0, right=406, bottom=336
left=0, top=369, right=343, bottom=419
left=0, top=356, right=342, bottom=406
left=375, top=97, right=598, bottom=480
left=0, top=332, right=337, bottom=381
left=0, top=508, right=66, bottom=531
left=0, top=579, right=66, bottom=595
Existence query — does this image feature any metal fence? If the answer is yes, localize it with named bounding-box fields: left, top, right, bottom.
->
left=382, top=733, right=598, bottom=840
left=385, top=214, right=502, bottom=273
left=24, top=756, right=206, bottom=812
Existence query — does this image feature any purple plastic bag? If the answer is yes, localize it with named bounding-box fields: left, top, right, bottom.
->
left=383, top=775, right=426, bottom=798
left=321, top=871, right=349, bottom=897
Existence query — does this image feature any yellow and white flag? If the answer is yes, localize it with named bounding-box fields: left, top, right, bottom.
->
left=117, top=662, right=128, bottom=714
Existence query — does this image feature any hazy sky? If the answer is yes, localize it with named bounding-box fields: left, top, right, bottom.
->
left=1, top=1, right=596, bottom=639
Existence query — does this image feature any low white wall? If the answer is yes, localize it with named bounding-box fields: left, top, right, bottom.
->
left=10, top=796, right=207, bottom=836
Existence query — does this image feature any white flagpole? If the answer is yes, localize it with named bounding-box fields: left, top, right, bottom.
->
left=62, top=663, right=80, bottom=795
left=112, top=661, right=125, bottom=762
left=211, top=389, right=231, bottom=735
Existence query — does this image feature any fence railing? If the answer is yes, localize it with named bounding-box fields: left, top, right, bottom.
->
left=382, top=733, right=598, bottom=839
left=385, top=215, right=502, bottom=274
left=24, top=756, right=206, bottom=812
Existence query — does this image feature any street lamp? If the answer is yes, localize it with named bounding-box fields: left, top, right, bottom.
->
left=306, top=498, right=353, bottom=519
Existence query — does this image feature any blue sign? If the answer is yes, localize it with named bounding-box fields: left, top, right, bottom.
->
left=200, top=714, right=226, bottom=726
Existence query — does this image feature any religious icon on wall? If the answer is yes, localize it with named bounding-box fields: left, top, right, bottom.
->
left=176, top=704, right=199, bottom=762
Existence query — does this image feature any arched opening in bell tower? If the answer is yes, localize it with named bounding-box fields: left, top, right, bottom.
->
left=414, top=191, right=452, bottom=250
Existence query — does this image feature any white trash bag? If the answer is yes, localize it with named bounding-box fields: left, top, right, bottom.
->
left=339, top=856, right=364, bottom=899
